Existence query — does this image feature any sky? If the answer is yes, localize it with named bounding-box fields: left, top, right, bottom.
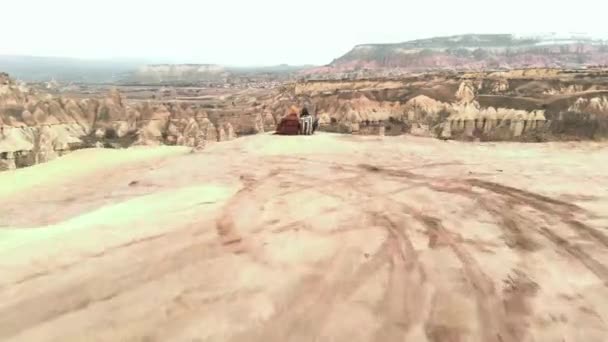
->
left=2, top=0, right=607, bottom=66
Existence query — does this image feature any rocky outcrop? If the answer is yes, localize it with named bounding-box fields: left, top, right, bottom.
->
left=455, top=81, right=476, bottom=103
left=569, top=96, right=608, bottom=116
left=253, top=113, right=265, bottom=133
left=552, top=96, right=608, bottom=139
left=444, top=103, right=548, bottom=140
left=223, top=122, right=236, bottom=141
left=287, top=73, right=608, bottom=141
left=0, top=74, right=250, bottom=170
left=0, top=151, right=16, bottom=171
left=489, top=79, right=510, bottom=93
left=0, top=76, right=88, bottom=167
left=544, top=84, right=585, bottom=95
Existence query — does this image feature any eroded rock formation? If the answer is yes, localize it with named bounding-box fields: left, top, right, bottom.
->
left=281, top=70, right=608, bottom=141
left=3, top=68, right=608, bottom=171
left=0, top=73, right=248, bottom=170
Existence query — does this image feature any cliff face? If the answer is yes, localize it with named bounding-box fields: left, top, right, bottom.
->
left=0, top=74, right=241, bottom=171
left=282, top=69, right=608, bottom=141
left=315, top=34, right=608, bottom=73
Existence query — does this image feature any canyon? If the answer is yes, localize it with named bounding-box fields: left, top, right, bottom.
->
left=4, top=66, right=608, bottom=170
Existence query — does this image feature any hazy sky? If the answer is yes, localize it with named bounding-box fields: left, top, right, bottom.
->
left=2, top=0, right=607, bottom=66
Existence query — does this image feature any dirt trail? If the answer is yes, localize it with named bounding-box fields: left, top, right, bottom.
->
left=1, top=133, right=608, bottom=341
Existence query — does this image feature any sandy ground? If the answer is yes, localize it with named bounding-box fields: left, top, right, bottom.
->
left=1, top=133, right=608, bottom=342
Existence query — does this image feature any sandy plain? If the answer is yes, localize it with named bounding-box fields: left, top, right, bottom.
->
left=1, top=133, right=607, bottom=341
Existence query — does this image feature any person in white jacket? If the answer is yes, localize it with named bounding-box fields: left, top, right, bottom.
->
left=299, top=107, right=317, bottom=135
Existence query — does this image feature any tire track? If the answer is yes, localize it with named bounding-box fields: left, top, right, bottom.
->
left=566, top=219, right=608, bottom=249
left=232, top=243, right=390, bottom=342
left=537, top=226, right=608, bottom=286
left=479, top=199, right=542, bottom=252
left=467, top=179, right=582, bottom=213
left=416, top=214, right=521, bottom=342
left=373, top=214, right=429, bottom=341
left=474, top=184, right=608, bottom=286
left=214, top=170, right=280, bottom=253
left=468, top=178, right=608, bottom=251
left=357, top=162, right=608, bottom=339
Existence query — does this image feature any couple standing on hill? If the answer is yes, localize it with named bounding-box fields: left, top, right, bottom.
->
left=276, top=106, right=319, bottom=135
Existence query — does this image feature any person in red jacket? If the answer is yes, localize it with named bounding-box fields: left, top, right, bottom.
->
left=276, top=106, right=301, bottom=135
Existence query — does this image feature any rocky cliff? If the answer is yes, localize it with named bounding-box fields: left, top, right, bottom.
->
left=312, top=34, right=608, bottom=74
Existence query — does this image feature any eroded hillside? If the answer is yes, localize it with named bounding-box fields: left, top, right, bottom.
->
left=0, top=73, right=280, bottom=170
left=286, top=69, right=608, bottom=141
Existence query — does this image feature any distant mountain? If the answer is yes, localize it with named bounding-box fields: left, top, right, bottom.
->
left=228, top=64, right=315, bottom=73
left=0, top=55, right=147, bottom=83
left=129, top=64, right=228, bottom=83
left=0, top=55, right=314, bottom=84
left=315, top=34, right=608, bottom=73
left=125, top=64, right=313, bottom=84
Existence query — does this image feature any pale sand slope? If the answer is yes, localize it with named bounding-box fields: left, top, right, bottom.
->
left=1, top=133, right=608, bottom=342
